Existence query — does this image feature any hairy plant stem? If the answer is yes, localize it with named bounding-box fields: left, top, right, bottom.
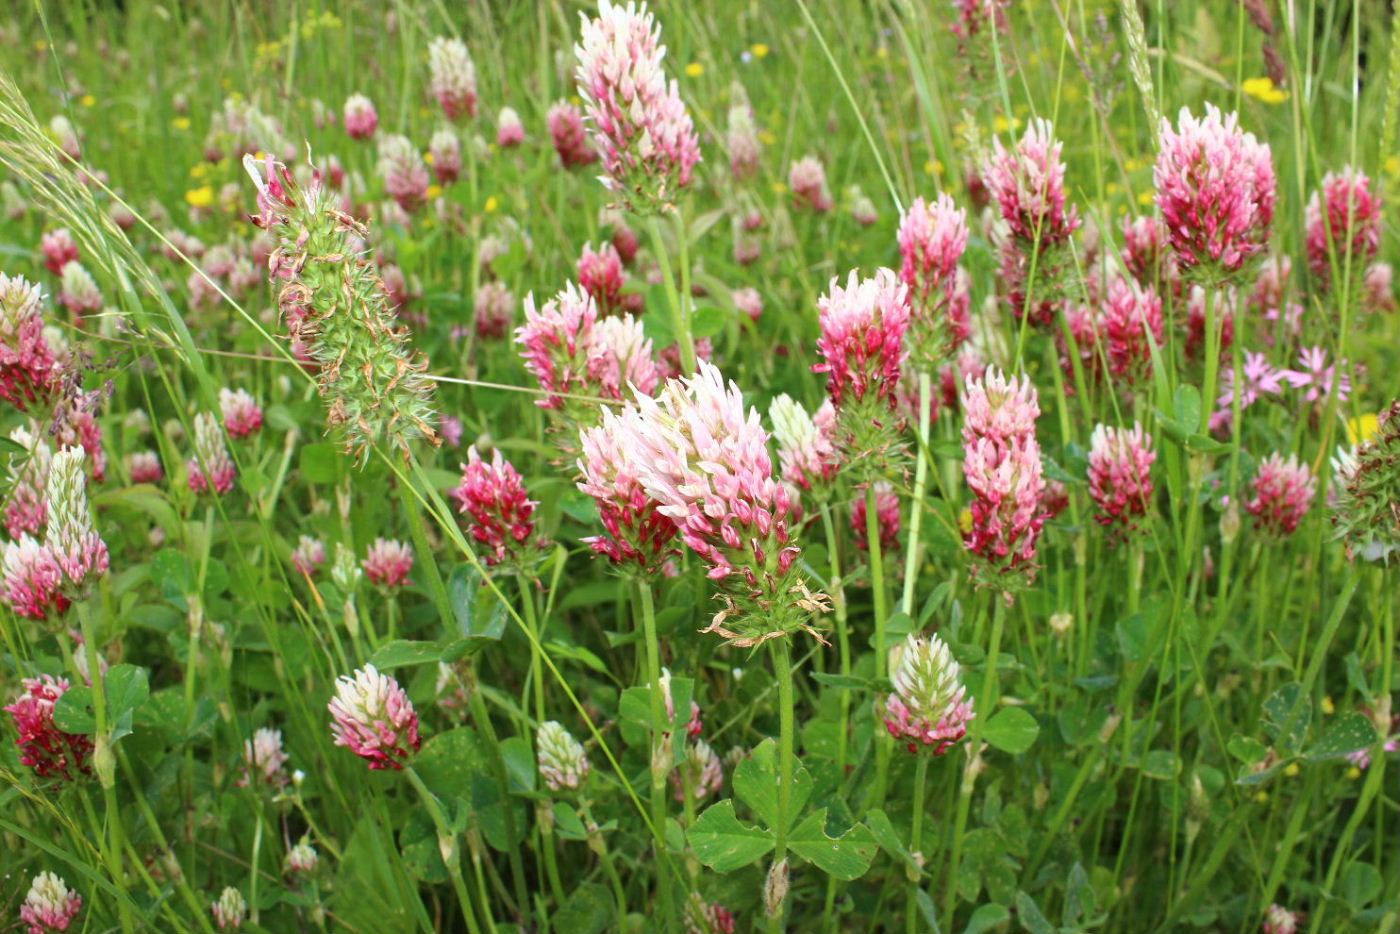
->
left=768, top=636, right=797, bottom=934
left=636, top=581, right=677, bottom=932
left=904, top=753, right=931, bottom=930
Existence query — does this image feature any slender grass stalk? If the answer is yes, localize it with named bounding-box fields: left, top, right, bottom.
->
left=768, top=636, right=797, bottom=934
left=867, top=481, right=894, bottom=812
left=904, top=753, right=930, bottom=931
left=647, top=213, right=696, bottom=374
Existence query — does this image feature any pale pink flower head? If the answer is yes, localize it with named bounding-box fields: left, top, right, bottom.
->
left=429, top=127, right=462, bottom=185
left=240, top=727, right=290, bottom=788
left=451, top=447, right=542, bottom=567
left=589, top=314, right=663, bottom=403
left=672, top=737, right=723, bottom=802
left=0, top=274, right=59, bottom=410
left=428, top=36, right=478, bottom=121
left=291, top=535, right=327, bottom=576
left=684, top=894, right=736, bottom=934
left=1281, top=345, right=1350, bottom=405
left=726, top=94, right=761, bottom=181
left=219, top=387, right=263, bottom=439
left=517, top=284, right=600, bottom=411
left=6, top=428, right=52, bottom=538
left=473, top=281, right=515, bottom=340
left=884, top=633, right=975, bottom=755
left=1087, top=423, right=1156, bottom=535
left=1261, top=904, right=1298, bottom=934
left=40, top=229, right=79, bottom=276
left=898, top=193, right=971, bottom=360
left=57, top=262, right=101, bottom=317
left=211, top=887, right=246, bottom=932
left=328, top=663, right=421, bottom=770
left=1, top=536, right=68, bottom=621
left=788, top=156, right=833, bottom=213
left=578, top=241, right=627, bottom=315
left=547, top=101, right=598, bottom=167
left=608, top=362, right=828, bottom=646
left=1101, top=277, right=1164, bottom=385
left=19, top=871, right=83, bottom=934
left=5, top=675, right=91, bottom=780
left=851, top=482, right=900, bottom=552
left=1246, top=452, right=1315, bottom=537
left=1362, top=261, right=1395, bottom=315
left=440, top=415, right=464, bottom=447
left=377, top=134, right=430, bottom=214
left=732, top=287, right=762, bottom=323
left=769, top=394, right=839, bottom=494
left=959, top=367, right=1040, bottom=449
left=187, top=411, right=236, bottom=496
left=363, top=537, right=413, bottom=589
left=1305, top=167, right=1381, bottom=283
left=497, top=107, right=525, bottom=147
left=42, top=447, right=109, bottom=594
left=575, top=0, right=701, bottom=212
left=128, top=450, right=162, bottom=484
left=1154, top=104, right=1276, bottom=279
left=577, top=421, right=680, bottom=573
left=984, top=118, right=1080, bottom=249
left=813, top=268, right=910, bottom=415
left=285, top=840, right=319, bottom=874
left=343, top=93, right=379, bottom=140
left=49, top=115, right=81, bottom=162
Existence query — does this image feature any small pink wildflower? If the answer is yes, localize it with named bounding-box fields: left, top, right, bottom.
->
left=984, top=118, right=1080, bottom=250
left=884, top=633, right=975, bottom=755
left=497, top=107, right=525, bottom=147
left=363, top=538, right=413, bottom=589
left=428, top=37, right=478, bottom=121
left=1281, top=345, right=1350, bottom=404
left=1261, top=904, right=1298, bottom=934
left=1305, top=167, right=1381, bottom=283
left=788, top=156, right=833, bottom=213
left=240, top=727, right=290, bottom=788
left=5, top=675, right=91, bottom=780
left=377, top=134, right=430, bottom=213
left=128, top=450, right=163, bottom=484
left=43, top=447, right=109, bottom=594
left=1087, top=423, right=1156, bottom=535
left=547, top=101, right=597, bottom=168
left=290, top=535, right=327, bottom=576
left=1100, top=277, right=1164, bottom=385
left=19, top=872, right=82, bottom=934
left=474, top=281, right=515, bottom=340
left=40, top=229, right=79, bottom=276
left=451, top=447, right=542, bottom=567
left=812, top=268, right=910, bottom=416
left=57, top=263, right=101, bottom=318
left=898, top=193, right=971, bottom=360
left=769, top=395, right=839, bottom=493
left=429, top=128, right=462, bottom=185
left=187, top=411, right=236, bottom=495
left=1245, top=453, right=1315, bottom=536
left=219, top=387, right=263, bottom=439
left=732, top=287, right=762, bottom=323
left=1210, top=351, right=1284, bottom=432
left=343, top=94, right=378, bottom=140
left=578, top=241, right=628, bottom=315
left=0, top=274, right=59, bottom=410
left=672, top=738, right=723, bottom=802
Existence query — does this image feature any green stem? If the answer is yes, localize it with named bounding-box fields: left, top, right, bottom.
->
left=636, top=581, right=676, bottom=932
left=579, top=798, right=629, bottom=920
left=768, top=637, right=797, bottom=934
left=646, top=213, right=696, bottom=374
left=517, top=578, right=546, bottom=727
left=905, top=754, right=930, bottom=931
left=901, top=372, right=933, bottom=616
left=405, top=765, right=483, bottom=934
left=868, top=482, right=893, bottom=813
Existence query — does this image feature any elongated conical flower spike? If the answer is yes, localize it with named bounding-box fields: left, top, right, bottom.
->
left=898, top=194, right=971, bottom=364
left=1246, top=452, right=1315, bottom=537
left=451, top=447, right=543, bottom=567
left=608, top=362, right=829, bottom=646
left=1154, top=104, right=1276, bottom=280
left=537, top=720, right=591, bottom=791
left=884, top=633, right=974, bottom=754
left=769, top=395, right=839, bottom=495
left=547, top=101, right=597, bottom=168
left=0, top=274, right=58, bottom=410
left=575, top=0, right=700, bottom=212
left=246, top=154, right=437, bottom=461
left=42, top=447, right=108, bottom=594
left=1305, top=167, right=1381, bottom=286
left=328, top=664, right=421, bottom=770
left=577, top=422, right=679, bottom=573
left=5, top=426, right=51, bottom=538
left=428, top=36, right=478, bottom=121
left=187, top=411, right=236, bottom=495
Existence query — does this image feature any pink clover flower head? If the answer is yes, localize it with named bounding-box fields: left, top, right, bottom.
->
left=429, top=128, right=462, bottom=185
left=328, top=663, right=422, bottom=770
left=362, top=537, right=413, bottom=589
left=42, top=447, right=109, bottom=593
left=607, top=362, right=829, bottom=646
left=450, top=447, right=542, bottom=567
left=343, top=93, right=378, bottom=140
left=0, top=274, right=59, bottom=410
left=1261, top=904, right=1298, bottom=934
left=1087, top=422, right=1156, bottom=534
left=1245, top=452, right=1315, bottom=536
left=219, top=387, right=264, bottom=439
left=883, top=632, right=975, bottom=754
left=40, top=229, right=79, bottom=276
left=187, top=411, right=237, bottom=496
left=575, top=0, right=700, bottom=212
left=211, top=887, right=246, bottom=932
left=788, top=156, right=833, bottom=213
left=1154, top=104, right=1276, bottom=279
left=984, top=117, right=1080, bottom=249
left=576, top=421, right=680, bottom=573
left=851, top=482, right=900, bottom=552
left=5, top=674, right=91, bottom=781
left=291, top=535, right=327, bottom=576
left=377, top=134, right=430, bottom=214
left=578, top=241, right=628, bottom=315
left=813, top=268, right=910, bottom=414
left=428, top=37, right=478, bottom=121
left=1101, top=277, right=1164, bottom=385
left=898, top=193, right=971, bottom=360
left=19, top=872, right=82, bottom=934
left=128, top=450, right=163, bottom=484
left=547, top=101, right=598, bottom=168
left=497, top=107, right=525, bottom=147
left=536, top=720, right=591, bottom=792
left=769, top=394, right=839, bottom=494
left=240, top=727, right=290, bottom=788
left=2, top=535, right=69, bottom=620
left=672, top=738, right=724, bottom=802
left=1305, top=167, right=1381, bottom=283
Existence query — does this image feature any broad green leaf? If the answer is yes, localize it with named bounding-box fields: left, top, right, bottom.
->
left=552, top=882, right=613, bottom=933
left=1227, top=733, right=1269, bottom=764
left=686, top=801, right=774, bottom=873
left=733, top=738, right=812, bottom=834
left=368, top=640, right=443, bottom=670
left=691, top=306, right=728, bottom=338
left=1340, top=862, right=1382, bottom=911
left=1175, top=384, right=1202, bottom=432
left=1261, top=682, right=1312, bottom=754
left=1141, top=749, right=1181, bottom=779
left=863, top=808, right=922, bottom=878
left=449, top=565, right=506, bottom=652
left=983, top=707, right=1039, bottom=754
left=1064, top=862, right=1095, bottom=928
left=1015, top=891, right=1056, bottom=934
left=1304, top=713, right=1377, bottom=761
left=499, top=736, right=536, bottom=793
left=299, top=441, right=346, bottom=483
left=965, top=903, right=1009, bottom=934
left=414, top=727, right=485, bottom=799
left=787, top=809, right=877, bottom=880
left=399, top=807, right=448, bottom=883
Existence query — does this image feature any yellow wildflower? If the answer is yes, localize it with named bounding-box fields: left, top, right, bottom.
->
left=185, top=185, right=215, bottom=209
left=1243, top=77, right=1289, bottom=104
left=485, top=196, right=499, bottom=213
left=79, top=94, right=95, bottom=108
left=1137, top=190, right=1155, bottom=207
left=426, top=184, right=444, bottom=201
left=172, top=117, right=192, bottom=131
left=751, top=43, right=769, bottom=59
left=1346, top=413, right=1380, bottom=444
left=685, top=62, right=704, bottom=77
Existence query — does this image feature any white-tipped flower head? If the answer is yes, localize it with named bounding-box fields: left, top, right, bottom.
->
left=884, top=632, right=975, bottom=754
left=187, top=411, right=236, bottom=495
left=285, top=839, right=319, bottom=874
left=42, top=447, right=109, bottom=595
left=537, top=720, right=591, bottom=791
left=20, top=871, right=82, bottom=934
left=211, top=886, right=246, bottom=931
left=428, top=36, right=478, bottom=120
